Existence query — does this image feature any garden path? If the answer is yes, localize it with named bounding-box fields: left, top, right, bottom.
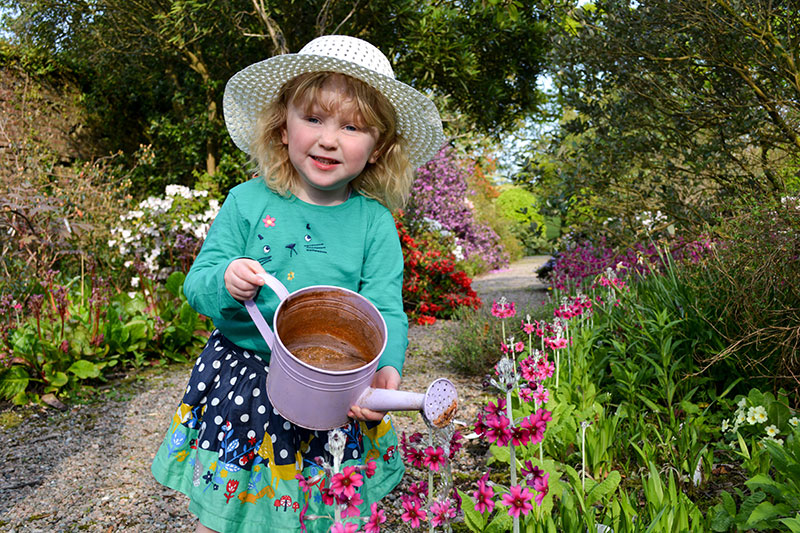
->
left=0, top=255, right=550, bottom=532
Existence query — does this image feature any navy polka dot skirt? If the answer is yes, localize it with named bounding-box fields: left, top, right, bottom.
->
left=151, top=330, right=404, bottom=532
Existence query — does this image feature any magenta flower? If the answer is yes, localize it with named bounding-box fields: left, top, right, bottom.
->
left=364, top=502, right=386, bottom=533
left=330, top=466, right=363, bottom=499
left=520, top=410, right=549, bottom=445
left=533, top=472, right=550, bottom=506
left=430, top=499, right=457, bottom=527
left=340, top=492, right=364, bottom=518
left=491, top=299, right=516, bottom=318
left=401, top=498, right=428, bottom=528
left=295, top=473, right=311, bottom=492
left=408, top=481, right=428, bottom=502
left=510, top=426, right=531, bottom=447
left=472, top=473, right=495, bottom=514
left=423, top=446, right=446, bottom=472
left=521, top=460, right=545, bottom=488
left=522, top=321, right=536, bottom=335
left=519, top=387, right=534, bottom=402
left=501, top=484, right=534, bottom=518
left=484, top=414, right=512, bottom=447
left=533, top=387, right=549, bottom=407
left=484, top=397, right=507, bottom=417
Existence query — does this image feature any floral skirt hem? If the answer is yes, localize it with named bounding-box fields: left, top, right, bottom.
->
left=150, top=330, right=404, bottom=533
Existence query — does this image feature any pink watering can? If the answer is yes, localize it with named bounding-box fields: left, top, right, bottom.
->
left=244, top=272, right=458, bottom=431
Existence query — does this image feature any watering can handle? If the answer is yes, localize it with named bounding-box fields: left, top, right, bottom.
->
left=244, top=272, right=291, bottom=352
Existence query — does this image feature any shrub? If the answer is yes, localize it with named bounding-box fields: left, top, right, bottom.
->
left=407, top=146, right=509, bottom=272
left=495, top=187, right=549, bottom=254
left=681, top=197, right=800, bottom=402
left=395, top=215, right=481, bottom=325
left=108, top=184, right=220, bottom=282
left=1, top=155, right=134, bottom=299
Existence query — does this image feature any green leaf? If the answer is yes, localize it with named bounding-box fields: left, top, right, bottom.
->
left=125, top=319, right=148, bottom=341
left=68, top=360, right=101, bottom=379
left=721, top=490, right=737, bottom=517
left=743, top=501, right=791, bottom=528
left=485, top=508, right=513, bottom=533
left=779, top=516, right=800, bottom=532
left=0, top=366, right=30, bottom=400
left=709, top=503, right=733, bottom=532
left=585, top=470, right=621, bottom=506
left=165, top=271, right=185, bottom=298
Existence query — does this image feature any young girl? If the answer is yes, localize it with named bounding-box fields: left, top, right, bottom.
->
left=151, top=35, right=444, bottom=532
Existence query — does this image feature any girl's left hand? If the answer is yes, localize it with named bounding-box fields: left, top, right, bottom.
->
left=348, top=366, right=401, bottom=422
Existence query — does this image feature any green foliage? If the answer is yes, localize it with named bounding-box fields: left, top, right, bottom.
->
left=534, top=0, right=800, bottom=238
left=0, top=270, right=210, bottom=403
left=711, top=427, right=800, bottom=532
left=2, top=0, right=551, bottom=194
left=440, top=306, right=505, bottom=376
left=495, top=187, right=550, bottom=254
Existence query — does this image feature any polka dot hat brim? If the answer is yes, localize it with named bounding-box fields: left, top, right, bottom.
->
left=223, top=35, right=444, bottom=171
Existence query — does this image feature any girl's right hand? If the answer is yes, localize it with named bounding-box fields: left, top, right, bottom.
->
left=224, top=258, right=266, bottom=302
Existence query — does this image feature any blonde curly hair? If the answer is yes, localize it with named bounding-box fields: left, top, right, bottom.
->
left=250, top=71, right=413, bottom=212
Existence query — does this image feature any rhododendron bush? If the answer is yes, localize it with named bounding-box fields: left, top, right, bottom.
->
left=407, top=146, right=509, bottom=272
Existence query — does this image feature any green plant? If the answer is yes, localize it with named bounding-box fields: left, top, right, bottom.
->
left=711, top=427, right=800, bottom=532
left=441, top=306, right=506, bottom=375
left=680, top=197, right=800, bottom=401
left=0, top=270, right=209, bottom=404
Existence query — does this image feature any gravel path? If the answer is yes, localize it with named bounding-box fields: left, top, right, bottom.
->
left=0, top=256, right=549, bottom=532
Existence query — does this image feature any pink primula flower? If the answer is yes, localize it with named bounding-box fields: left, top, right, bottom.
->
left=340, top=492, right=364, bottom=518
left=533, top=472, right=550, bottom=506
left=330, top=466, right=363, bottom=499
left=484, top=414, right=512, bottom=447
left=472, top=473, right=495, bottom=514
left=501, top=484, right=534, bottom=518
left=401, top=498, right=427, bottom=528
left=534, top=387, right=549, bottom=407
left=491, top=299, right=516, bottom=319
left=430, top=499, right=457, bottom=527
left=364, top=502, right=387, bottom=533
left=423, top=446, right=447, bottom=472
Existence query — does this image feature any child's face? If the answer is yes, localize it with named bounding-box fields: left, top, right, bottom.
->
left=281, top=76, right=380, bottom=206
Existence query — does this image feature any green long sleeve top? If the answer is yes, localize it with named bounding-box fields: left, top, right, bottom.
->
left=183, top=178, right=408, bottom=374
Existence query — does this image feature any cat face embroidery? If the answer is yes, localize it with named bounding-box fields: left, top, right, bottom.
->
left=257, top=223, right=326, bottom=268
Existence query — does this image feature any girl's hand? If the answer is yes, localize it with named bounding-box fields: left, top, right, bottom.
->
left=224, top=258, right=266, bottom=301
left=348, top=366, right=401, bottom=422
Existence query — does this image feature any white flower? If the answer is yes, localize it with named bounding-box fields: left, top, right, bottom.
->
left=453, top=245, right=464, bottom=261
left=753, top=406, right=768, bottom=424
left=765, top=425, right=779, bottom=437
left=789, top=417, right=799, bottom=428
left=721, top=419, right=730, bottom=432
left=130, top=277, right=140, bottom=288
left=735, top=412, right=747, bottom=425
left=737, top=398, right=747, bottom=409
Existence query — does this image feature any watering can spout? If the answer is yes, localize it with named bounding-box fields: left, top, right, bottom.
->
left=356, top=378, right=458, bottom=428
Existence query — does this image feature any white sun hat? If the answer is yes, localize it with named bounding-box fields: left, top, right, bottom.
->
left=223, top=35, right=444, bottom=171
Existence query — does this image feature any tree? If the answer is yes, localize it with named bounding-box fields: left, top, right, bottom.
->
left=531, top=0, right=800, bottom=237
left=1, top=0, right=552, bottom=194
